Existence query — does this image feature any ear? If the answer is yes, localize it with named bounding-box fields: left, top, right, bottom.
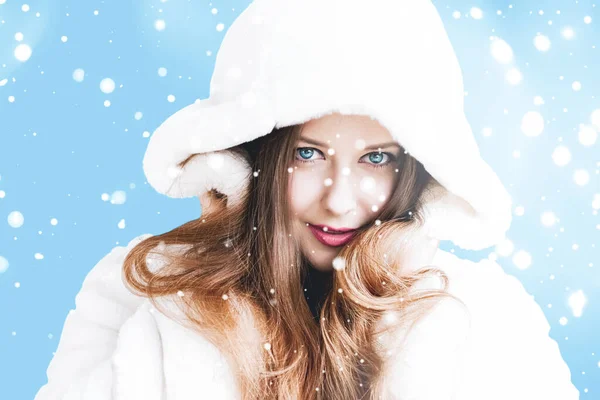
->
left=199, top=189, right=227, bottom=216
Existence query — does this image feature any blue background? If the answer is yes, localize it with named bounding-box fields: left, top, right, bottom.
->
left=0, top=0, right=598, bottom=398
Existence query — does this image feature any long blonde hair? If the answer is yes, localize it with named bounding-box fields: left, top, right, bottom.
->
left=123, top=123, right=460, bottom=399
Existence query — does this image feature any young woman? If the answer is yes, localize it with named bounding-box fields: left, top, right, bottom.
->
left=36, top=0, right=579, bottom=399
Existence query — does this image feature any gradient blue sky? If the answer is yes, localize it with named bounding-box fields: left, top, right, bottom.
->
left=0, top=0, right=598, bottom=398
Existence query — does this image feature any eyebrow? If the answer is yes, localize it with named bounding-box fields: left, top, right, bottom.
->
left=298, top=136, right=401, bottom=150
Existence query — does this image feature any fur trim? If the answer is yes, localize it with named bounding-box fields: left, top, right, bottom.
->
left=141, top=0, right=513, bottom=251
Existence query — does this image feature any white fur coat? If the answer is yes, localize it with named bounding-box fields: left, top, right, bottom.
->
left=35, top=233, right=579, bottom=399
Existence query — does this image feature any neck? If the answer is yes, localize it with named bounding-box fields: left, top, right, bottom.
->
left=303, top=265, right=333, bottom=323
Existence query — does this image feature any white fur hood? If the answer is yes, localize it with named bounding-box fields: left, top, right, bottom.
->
left=36, top=234, right=580, bottom=400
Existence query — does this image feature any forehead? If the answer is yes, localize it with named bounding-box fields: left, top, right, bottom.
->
left=300, top=112, right=393, bottom=143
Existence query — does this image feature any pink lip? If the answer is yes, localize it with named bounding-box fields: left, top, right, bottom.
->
left=308, top=224, right=357, bottom=247
left=310, top=224, right=357, bottom=233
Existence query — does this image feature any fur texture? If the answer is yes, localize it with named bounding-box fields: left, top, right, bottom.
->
left=36, top=234, right=579, bottom=399
left=142, top=0, right=513, bottom=251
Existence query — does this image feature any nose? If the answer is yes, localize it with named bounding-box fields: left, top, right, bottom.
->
left=322, top=170, right=357, bottom=217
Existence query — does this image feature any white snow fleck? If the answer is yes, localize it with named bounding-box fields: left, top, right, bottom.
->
left=512, top=250, right=532, bottom=270
left=50, top=218, right=58, bottom=226
left=561, top=26, right=575, bottom=39
left=490, top=37, right=513, bottom=64
left=110, top=190, right=127, bottom=205
left=167, top=94, right=175, bottom=102
left=15, top=32, right=24, bottom=41
left=568, top=290, right=586, bottom=317
left=324, top=178, right=333, bottom=187
left=578, top=124, right=597, bottom=147
left=61, top=36, right=68, bottom=43
left=592, top=194, right=600, bottom=210
left=22, top=4, right=30, bottom=12
left=573, top=169, right=589, bottom=186
left=99, top=78, right=115, bottom=94
left=72, top=68, right=85, bottom=82
left=158, top=67, right=167, bottom=77
left=216, top=23, right=225, bottom=32
left=584, top=16, right=592, bottom=24
left=552, top=145, right=571, bottom=166
left=8, top=211, right=24, bottom=228
left=533, top=96, right=545, bottom=105
left=0, top=256, right=9, bottom=273
left=559, top=316, right=568, bottom=326
left=533, top=34, right=551, bottom=52
left=34, top=253, right=44, bottom=260
left=470, top=7, right=483, bottom=19
left=541, top=211, right=557, bottom=227
left=117, top=219, right=126, bottom=229
left=14, top=44, right=32, bottom=62
left=590, top=109, right=600, bottom=130
left=521, top=111, right=544, bottom=136
left=155, top=19, right=166, bottom=31
left=134, top=111, right=143, bottom=120
left=332, top=256, right=345, bottom=271
left=505, top=68, right=522, bottom=85
left=360, top=176, right=376, bottom=193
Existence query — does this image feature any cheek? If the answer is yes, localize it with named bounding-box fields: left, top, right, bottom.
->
left=288, top=169, right=323, bottom=214
left=358, top=170, right=397, bottom=207
left=379, top=171, right=397, bottom=200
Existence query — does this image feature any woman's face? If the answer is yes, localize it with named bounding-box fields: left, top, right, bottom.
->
left=288, top=112, right=402, bottom=272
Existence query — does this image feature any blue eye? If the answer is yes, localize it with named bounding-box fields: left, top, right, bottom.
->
left=297, top=148, right=320, bottom=161
left=367, top=152, right=386, bottom=165
left=294, top=147, right=395, bottom=169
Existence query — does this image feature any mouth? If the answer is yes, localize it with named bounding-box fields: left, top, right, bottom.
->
left=307, top=224, right=358, bottom=247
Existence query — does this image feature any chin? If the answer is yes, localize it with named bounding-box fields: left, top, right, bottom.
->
left=304, top=250, right=337, bottom=272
